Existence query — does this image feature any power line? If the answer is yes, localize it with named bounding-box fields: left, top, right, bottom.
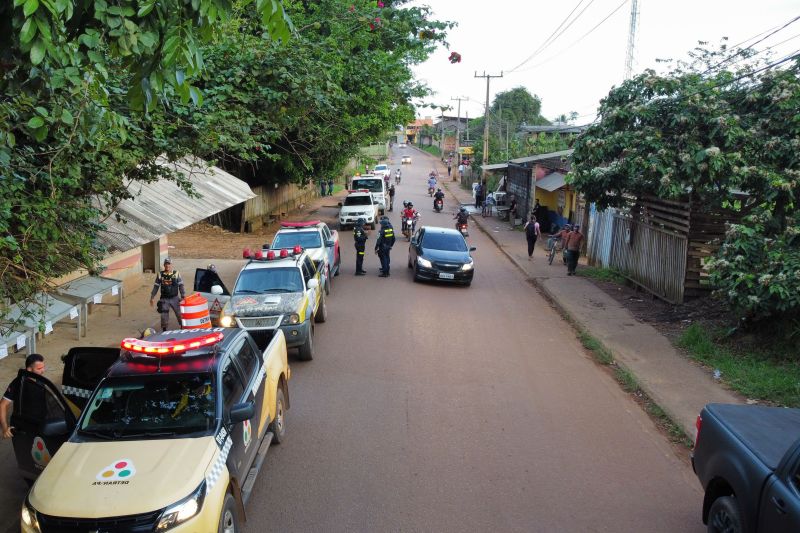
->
left=507, top=0, right=597, bottom=73
left=513, top=0, right=629, bottom=74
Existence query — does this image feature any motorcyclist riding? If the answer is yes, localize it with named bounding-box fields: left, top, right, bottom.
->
left=395, top=168, right=401, bottom=184
left=433, top=188, right=445, bottom=211
left=454, top=206, right=469, bottom=230
left=427, top=174, right=437, bottom=197
left=402, top=202, right=420, bottom=236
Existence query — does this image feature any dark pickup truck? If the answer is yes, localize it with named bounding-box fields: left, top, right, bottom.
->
left=692, top=403, right=800, bottom=532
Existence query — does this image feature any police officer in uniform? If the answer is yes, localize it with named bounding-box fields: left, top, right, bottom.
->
left=375, top=217, right=396, bottom=277
left=149, top=258, right=186, bottom=331
left=353, top=218, right=368, bottom=276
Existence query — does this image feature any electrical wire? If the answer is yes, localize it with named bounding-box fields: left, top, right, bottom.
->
left=513, top=0, right=629, bottom=74
left=507, top=0, right=598, bottom=73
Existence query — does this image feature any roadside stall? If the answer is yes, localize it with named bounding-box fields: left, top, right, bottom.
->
left=55, top=275, right=122, bottom=336
left=0, top=292, right=82, bottom=355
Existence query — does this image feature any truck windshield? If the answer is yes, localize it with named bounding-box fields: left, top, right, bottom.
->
left=272, top=231, right=321, bottom=249
left=344, top=196, right=372, bottom=206
left=352, top=179, right=383, bottom=193
left=77, top=373, right=216, bottom=439
left=235, top=267, right=304, bottom=293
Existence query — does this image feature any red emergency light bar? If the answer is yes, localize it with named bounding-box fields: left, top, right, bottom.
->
left=242, top=246, right=304, bottom=260
left=347, top=189, right=371, bottom=193
left=279, top=220, right=320, bottom=228
left=121, top=332, right=224, bottom=355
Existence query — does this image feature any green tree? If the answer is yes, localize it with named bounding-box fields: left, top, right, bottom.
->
left=570, top=43, right=800, bottom=329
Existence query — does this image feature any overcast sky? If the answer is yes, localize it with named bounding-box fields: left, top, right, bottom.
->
left=411, top=0, right=799, bottom=124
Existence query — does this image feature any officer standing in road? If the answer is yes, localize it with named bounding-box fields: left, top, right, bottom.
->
left=388, top=183, right=396, bottom=211
left=375, top=217, right=396, bottom=277
left=149, top=258, right=186, bottom=331
left=353, top=218, right=368, bottom=276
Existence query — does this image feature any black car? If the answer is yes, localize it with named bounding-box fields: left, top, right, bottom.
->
left=407, top=226, right=475, bottom=286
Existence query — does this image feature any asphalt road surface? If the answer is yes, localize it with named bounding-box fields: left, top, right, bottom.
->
left=243, top=148, right=704, bottom=532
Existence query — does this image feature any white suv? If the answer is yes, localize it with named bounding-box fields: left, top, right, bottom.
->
left=339, top=190, right=378, bottom=229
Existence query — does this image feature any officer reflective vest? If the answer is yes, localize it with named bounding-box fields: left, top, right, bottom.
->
left=159, top=270, right=180, bottom=298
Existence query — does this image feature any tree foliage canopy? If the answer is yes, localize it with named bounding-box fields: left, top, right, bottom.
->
left=0, top=0, right=451, bottom=324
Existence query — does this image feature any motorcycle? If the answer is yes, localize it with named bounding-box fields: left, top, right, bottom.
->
left=395, top=172, right=401, bottom=184
left=428, top=186, right=435, bottom=197
left=434, top=198, right=443, bottom=213
left=402, top=217, right=414, bottom=240
left=456, top=221, right=469, bottom=237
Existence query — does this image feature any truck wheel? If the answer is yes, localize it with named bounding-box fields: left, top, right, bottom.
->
left=316, top=293, right=327, bottom=323
left=218, top=493, right=240, bottom=533
left=269, top=387, right=287, bottom=445
left=708, top=496, right=743, bottom=533
left=334, top=254, right=340, bottom=276
left=297, top=325, right=314, bottom=361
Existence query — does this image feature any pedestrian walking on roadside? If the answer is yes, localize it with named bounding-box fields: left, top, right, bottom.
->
left=353, top=218, right=368, bottom=275
left=458, top=163, right=465, bottom=180
left=320, top=178, right=327, bottom=197
left=565, top=225, right=584, bottom=275
left=447, top=163, right=452, bottom=177
left=388, top=183, right=396, bottom=211
left=524, top=215, right=541, bottom=260
left=0, top=353, right=46, bottom=439
left=375, top=217, right=396, bottom=277
left=327, top=178, right=334, bottom=196
left=149, top=258, right=186, bottom=331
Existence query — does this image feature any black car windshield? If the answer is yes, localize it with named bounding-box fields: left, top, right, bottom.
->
left=78, top=373, right=215, bottom=439
left=272, top=231, right=321, bottom=249
left=344, top=196, right=372, bottom=206
left=235, top=267, right=304, bottom=293
left=352, top=179, right=383, bottom=193
left=422, top=232, right=468, bottom=252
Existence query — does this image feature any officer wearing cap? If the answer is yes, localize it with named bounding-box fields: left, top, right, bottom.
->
left=353, top=218, right=368, bottom=276
left=149, top=258, right=186, bottom=331
left=375, top=217, right=395, bottom=277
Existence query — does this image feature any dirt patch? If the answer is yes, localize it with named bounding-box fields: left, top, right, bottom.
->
left=168, top=198, right=343, bottom=259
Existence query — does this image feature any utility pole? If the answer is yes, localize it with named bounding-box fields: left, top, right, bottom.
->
left=465, top=111, right=470, bottom=141
left=475, top=71, right=503, bottom=180
left=451, top=96, right=467, bottom=181
left=624, top=0, right=640, bottom=79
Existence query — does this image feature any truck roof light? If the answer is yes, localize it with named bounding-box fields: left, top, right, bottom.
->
left=279, top=220, right=320, bottom=228
left=242, top=247, right=252, bottom=259
left=292, top=245, right=303, bottom=255
left=280, top=249, right=289, bottom=258
left=254, top=249, right=264, bottom=260
left=266, top=250, right=276, bottom=260
left=121, top=332, right=224, bottom=355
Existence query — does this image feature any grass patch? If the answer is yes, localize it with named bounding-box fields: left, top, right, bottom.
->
left=576, top=266, right=626, bottom=284
left=578, top=332, right=614, bottom=365
left=646, top=402, right=695, bottom=448
left=614, top=365, right=639, bottom=393
left=421, top=145, right=441, bottom=157
left=678, top=324, right=800, bottom=407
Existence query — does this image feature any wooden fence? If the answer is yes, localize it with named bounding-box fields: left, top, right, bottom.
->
left=610, top=215, right=688, bottom=304
left=241, top=183, right=318, bottom=231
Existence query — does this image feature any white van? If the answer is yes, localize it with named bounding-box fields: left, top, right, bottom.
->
left=351, top=175, right=387, bottom=215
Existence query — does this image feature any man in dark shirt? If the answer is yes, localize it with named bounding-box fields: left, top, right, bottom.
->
left=0, top=353, right=46, bottom=439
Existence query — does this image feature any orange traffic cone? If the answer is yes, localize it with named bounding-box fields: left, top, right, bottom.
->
left=180, top=293, right=211, bottom=330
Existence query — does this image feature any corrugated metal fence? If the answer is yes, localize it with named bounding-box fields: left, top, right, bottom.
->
left=587, top=206, right=616, bottom=267
left=609, top=215, right=688, bottom=304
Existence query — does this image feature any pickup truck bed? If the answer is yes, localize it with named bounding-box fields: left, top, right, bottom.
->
left=705, top=403, right=800, bottom=470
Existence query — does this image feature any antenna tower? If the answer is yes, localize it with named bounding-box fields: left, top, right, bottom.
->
left=624, top=0, right=640, bottom=79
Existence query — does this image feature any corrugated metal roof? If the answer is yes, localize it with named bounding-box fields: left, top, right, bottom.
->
left=481, top=163, right=508, bottom=171
left=97, top=156, right=255, bottom=253
left=509, top=149, right=574, bottom=164
left=536, top=172, right=567, bottom=192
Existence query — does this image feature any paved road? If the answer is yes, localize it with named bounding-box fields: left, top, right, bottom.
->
left=243, top=149, right=704, bottom=532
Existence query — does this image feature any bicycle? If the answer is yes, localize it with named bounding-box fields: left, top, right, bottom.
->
left=547, top=238, right=563, bottom=265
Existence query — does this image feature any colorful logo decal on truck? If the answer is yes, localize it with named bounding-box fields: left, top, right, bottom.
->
left=31, top=437, right=51, bottom=467
left=243, top=419, right=252, bottom=449
left=96, top=459, right=136, bottom=481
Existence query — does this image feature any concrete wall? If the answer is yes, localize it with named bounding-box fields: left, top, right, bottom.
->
left=243, top=183, right=318, bottom=232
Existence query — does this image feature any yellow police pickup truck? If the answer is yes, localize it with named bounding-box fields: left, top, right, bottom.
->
left=219, top=246, right=326, bottom=361
left=15, top=328, right=290, bottom=533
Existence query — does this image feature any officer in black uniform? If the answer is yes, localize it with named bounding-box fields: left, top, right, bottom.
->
left=149, top=258, right=186, bottom=331
left=353, top=218, right=368, bottom=276
left=375, top=217, right=396, bottom=277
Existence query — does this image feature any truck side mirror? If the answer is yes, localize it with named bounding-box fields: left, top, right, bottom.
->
left=211, top=285, right=224, bottom=295
left=40, top=419, right=70, bottom=437
left=229, top=402, right=255, bottom=424
left=307, top=278, right=319, bottom=289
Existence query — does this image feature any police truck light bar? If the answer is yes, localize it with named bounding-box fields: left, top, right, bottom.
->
left=279, top=220, right=321, bottom=228
left=121, top=332, right=224, bottom=355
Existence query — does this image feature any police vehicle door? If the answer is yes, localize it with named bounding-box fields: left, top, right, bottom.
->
left=219, top=350, right=262, bottom=480
left=61, top=347, right=119, bottom=413
left=10, top=370, right=78, bottom=481
left=193, top=268, right=230, bottom=326
left=301, top=257, right=319, bottom=314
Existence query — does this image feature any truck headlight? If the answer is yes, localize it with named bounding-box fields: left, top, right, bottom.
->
left=220, top=315, right=234, bottom=327
left=417, top=257, right=432, bottom=268
left=282, top=313, right=300, bottom=325
left=21, top=500, right=41, bottom=532
left=156, top=481, right=206, bottom=531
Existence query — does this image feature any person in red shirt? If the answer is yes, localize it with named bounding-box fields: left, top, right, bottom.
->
left=565, top=225, right=585, bottom=275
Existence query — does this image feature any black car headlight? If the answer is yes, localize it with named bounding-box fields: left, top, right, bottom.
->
left=417, top=257, right=433, bottom=268
left=461, top=261, right=474, bottom=271
left=156, top=481, right=206, bottom=531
